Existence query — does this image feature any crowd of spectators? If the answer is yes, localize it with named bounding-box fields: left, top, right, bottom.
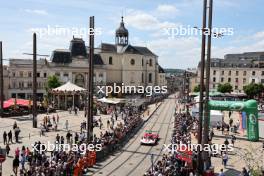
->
left=6, top=105, right=144, bottom=175
left=145, top=104, right=197, bottom=176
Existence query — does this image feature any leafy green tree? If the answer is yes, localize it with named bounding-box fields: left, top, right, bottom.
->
left=47, top=75, right=61, bottom=90
left=45, top=75, right=61, bottom=101
left=243, top=83, right=263, bottom=99
left=193, top=84, right=205, bottom=92
left=217, top=83, right=233, bottom=93
left=193, top=85, right=200, bottom=92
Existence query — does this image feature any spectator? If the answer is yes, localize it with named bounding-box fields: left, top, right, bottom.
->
left=15, top=147, right=20, bottom=158
left=219, top=168, right=225, bottom=176
left=13, top=156, right=20, bottom=175
left=65, top=120, right=69, bottom=130
left=241, top=167, right=249, bottom=176
left=231, top=135, right=236, bottom=146
left=229, top=118, right=233, bottom=127
left=56, top=114, right=60, bottom=123
left=222, top=153, right=228, bottom=168
left=20, top=153, right=26, bottom=170
left=13, top=121, right=17, bottom=130
left=66, top=131, right=71, bottom=144
left=3, top=131, right=7, bottom=145
left=8, top=130, right=13, bottom=144
left=6, top=144, right=10, bottom=156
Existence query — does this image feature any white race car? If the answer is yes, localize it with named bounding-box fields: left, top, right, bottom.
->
left=140, top=130, right=159, bottom=145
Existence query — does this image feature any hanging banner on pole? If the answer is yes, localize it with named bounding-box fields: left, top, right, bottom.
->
left=242, top=111, right=247, bottom=129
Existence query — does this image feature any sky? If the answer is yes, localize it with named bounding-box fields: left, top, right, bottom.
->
left=0, top=0, right=264, bottom=69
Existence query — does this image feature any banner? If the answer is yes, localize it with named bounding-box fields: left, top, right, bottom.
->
left=242, top=111, right=247, bottom=129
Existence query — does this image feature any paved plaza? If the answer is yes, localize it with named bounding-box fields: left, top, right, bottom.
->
left=211, top=111, right=264, bottom=175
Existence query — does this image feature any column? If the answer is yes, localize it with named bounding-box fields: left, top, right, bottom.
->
left=73, top=93, right=75, bottom=108
left=65, top=94, right=67, bottom=109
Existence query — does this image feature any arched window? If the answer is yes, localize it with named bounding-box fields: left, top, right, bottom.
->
left=142, top=59, right=144, bottom=66
left=130, top=72, right=135, bottom=83
left=75, top=74, right=85, bottom=87
left=149, top=59, right=153, bottom=66
left=109, top=57, right=113, bottom=65
left=142, top=73, right=144, bottom=83
left=148, top=73, right=152, bottom=83
left=130, top=59, right=135, bottom=65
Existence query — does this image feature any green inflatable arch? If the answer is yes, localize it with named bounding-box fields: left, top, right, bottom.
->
left=208, top=99, right=259, bottom=141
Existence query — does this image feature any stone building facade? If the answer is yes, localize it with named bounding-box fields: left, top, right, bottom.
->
left=194, top=52, right=264, bottom=93
left=6, top=17, right=166, bottom=99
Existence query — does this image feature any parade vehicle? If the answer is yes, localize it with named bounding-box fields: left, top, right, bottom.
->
left=140, top=130, right=159, bottom=145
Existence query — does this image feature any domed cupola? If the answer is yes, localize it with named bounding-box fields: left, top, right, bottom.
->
left=115, top=16, right=129, bottom=46
left=69, top=37, right=87, bottom=58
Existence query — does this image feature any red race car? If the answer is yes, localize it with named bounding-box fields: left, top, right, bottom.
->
left=140, top=130, right=159, bottom=145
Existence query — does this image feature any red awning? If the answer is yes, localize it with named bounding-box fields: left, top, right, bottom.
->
left=3, top=98, right=31, bottom=109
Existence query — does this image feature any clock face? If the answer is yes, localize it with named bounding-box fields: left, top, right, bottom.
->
left=249, top=114, right=257, bottom=124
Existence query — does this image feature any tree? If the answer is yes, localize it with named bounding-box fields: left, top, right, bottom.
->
left=45, top=75, right=61, bottom=104
left=217, top=83, right=233, bottom=93
left=243, top=83, right=263, bottom=99
left=193, top=85, right=200, bottom=92
left=47, top=75, right=61, bottom=90
left=193, top=84, right=205, bottom=92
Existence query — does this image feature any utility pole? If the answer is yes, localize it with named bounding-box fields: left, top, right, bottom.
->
left=197, top=0, right=208, bottom=174
left=182, top=72, right=186, bottom=109
left=33, top=33, right=37, bottom=128
left=203, top=0, right=213, bottom=169
left=23, top=33, right=49, bottom=128
left=87, top=16, right=95, bottom=143
left=186, top=71, right=190, bottom=115
left=0, top=42, right=3, bottom=118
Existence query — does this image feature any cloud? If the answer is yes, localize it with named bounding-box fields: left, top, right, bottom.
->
left=212, top=30, right=264, bottom=58
left=24, top=9, right=48, bottom=15
left=156, top=4, right=179, bottom=14
left=125, top=9, right=180, bottom=31
left=145, top=37, right=201, bottom=69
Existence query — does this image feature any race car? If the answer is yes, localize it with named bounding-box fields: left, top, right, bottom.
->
left=140, top=130, right=159, bottom=145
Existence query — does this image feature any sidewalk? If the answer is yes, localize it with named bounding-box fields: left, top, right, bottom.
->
left=210, top=111, right=263, bottom=175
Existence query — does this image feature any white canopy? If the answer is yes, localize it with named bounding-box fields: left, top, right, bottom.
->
left=52, top=81, right=86, bottom=92
left=97, top=97, right=125, bottom=104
